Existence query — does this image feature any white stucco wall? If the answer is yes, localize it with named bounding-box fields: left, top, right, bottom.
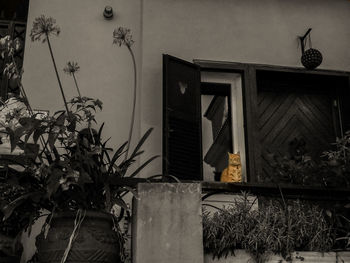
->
left=18, top=0, right=350, bottom=261
left=22, top=0, right=350, bottom=178
left=22, top=0, right=142, bottom=156
left=140, top=0, right=350, bottom=175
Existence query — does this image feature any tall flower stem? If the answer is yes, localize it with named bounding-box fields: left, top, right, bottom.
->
left=124, top=46, right=137, bottom=161
left=46, top=34, right=70, bottom=114
left=72, top=73, right=82, bottom=98
left=68, top=70, right=95, bottom=145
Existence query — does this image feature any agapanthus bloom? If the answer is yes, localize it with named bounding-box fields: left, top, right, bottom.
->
left=30, top=15, right=61, bottom=42
left=113, top=27, right=134, bottom=47
left=63, top=61, right=80, bottom=75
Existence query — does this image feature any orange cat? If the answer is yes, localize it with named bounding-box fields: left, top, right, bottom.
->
left=220, top=152, right=242, bottom=183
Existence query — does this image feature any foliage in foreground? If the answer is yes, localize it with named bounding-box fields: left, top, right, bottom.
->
left=0, top=16, right=158, bottom=248
left=263, top=131, right=350, bottom=187
left=202, top=193, right=350, bottom=263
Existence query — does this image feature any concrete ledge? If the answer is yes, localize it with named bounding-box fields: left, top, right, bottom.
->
left=132, top=183, right=203, bottom=263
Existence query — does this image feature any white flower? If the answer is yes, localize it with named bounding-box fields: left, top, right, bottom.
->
left=112, top=27, right=134, bottom=47
left=0, top=36, right=13, bottom=58
left=0, top=97, right=29, bottom=130
left=30, top=15, right=61, bottom=43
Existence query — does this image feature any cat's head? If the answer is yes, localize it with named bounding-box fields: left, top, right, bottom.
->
left=228, top=152, right=241, bottom=165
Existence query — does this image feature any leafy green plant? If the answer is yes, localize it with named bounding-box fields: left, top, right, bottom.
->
left=322, top=130, right=350, bottom=187
left=263, top=153, right=321, bottom=186
left=203, top=193, right=335, bottom=263
left=0, top=15, right=157, bottom=252
left=326, top=202, right=350, bottom=251
left=263, top=131, right=350, bottom=187
left=203, top=193, right=258, bottom=259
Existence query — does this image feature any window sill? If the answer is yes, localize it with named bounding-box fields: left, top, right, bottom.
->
left=201, top=181, right=350, bottom=201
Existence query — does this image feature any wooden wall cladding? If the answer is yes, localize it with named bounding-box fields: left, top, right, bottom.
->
left=257, top=70, right=348, bottom=180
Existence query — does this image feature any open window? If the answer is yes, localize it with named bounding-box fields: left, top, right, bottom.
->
left=201, top=72, right=246, bottom=182
left=163, top=55, right=350, bottom=184
left=163, top=55, right=246, bottom=181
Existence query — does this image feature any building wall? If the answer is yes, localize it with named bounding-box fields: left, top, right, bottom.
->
left=22, top=0, right=142, bottom=155
left=140, top=0, right=350, bottom=175
left=19, top=1, right=350, bottom=261
left=22, top=0, right=350, bottom=177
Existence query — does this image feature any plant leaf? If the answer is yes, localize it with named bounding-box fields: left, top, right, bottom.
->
left=46, top=168, right=64, bottom=198
left=129, top=155, right=159, bottom=178
left=33, top=128, right=45, bottom=144
left=107, top=142, right=128, bottom=174
left=129, top=128, right=153, bottom=159
left=1, top=192, right=42, bottom=221
left=48, top=132, right=59, bottom=150
left=97, top=123, right=105, bottom=142
left=115, top=186, right=139, bottom=199
left=113, top=197, right=129, bottom=211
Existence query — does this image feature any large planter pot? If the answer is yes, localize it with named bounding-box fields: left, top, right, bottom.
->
left=36, top=210, right=122, bottom=263
left=0, top=234, right=21, bottom=263
left=204, top=250, right=251, bottom=263
left=0, top=255, right=20, bottom=263
left=291, top=251, right=336, bottom=262
left=204, top=250, right=285, bottom=263
left=337, top=251, right=350, bottom=263
left=205, top=250, right=340, bottom=263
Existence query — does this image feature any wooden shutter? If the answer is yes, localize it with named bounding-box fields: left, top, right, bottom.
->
left=163, top=54, right=202, bottom=181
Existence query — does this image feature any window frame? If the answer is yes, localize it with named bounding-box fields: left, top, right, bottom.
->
left=194, top=59, right=350, bottom=183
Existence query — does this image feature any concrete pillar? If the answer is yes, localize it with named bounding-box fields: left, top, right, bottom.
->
left=132, top=183, right=203, bottom=263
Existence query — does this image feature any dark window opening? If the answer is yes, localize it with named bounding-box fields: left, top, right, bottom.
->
left=201, top=82, right=233, bottom=181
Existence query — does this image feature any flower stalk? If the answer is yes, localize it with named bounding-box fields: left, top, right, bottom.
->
left=46, top=35, right=70, bottom=114
left=63, top=61, right=82, bottom=99
left=112, top=27, right=137, bottom=160
left=30, top=15, right=70, bottom=114
left=72, top=73, right=82, bottom=98
left=125, top=45, right=137, bottom=160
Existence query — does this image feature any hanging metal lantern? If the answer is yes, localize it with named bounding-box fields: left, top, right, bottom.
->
left=301, top=48, right=323, bottom=70
left=299, top=28, right=323, bottom=70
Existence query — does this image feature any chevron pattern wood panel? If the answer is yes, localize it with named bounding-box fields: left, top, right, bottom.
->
left=258, top=89, right=336, bottom=179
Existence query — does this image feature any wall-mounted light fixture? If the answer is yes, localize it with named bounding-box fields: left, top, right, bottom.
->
left=299, top=28, right=323, bottom=70
left=103, top=6, right=114, bottom=20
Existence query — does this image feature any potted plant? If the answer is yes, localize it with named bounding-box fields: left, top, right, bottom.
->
left=0, top=15, right=156, bottom=263
left=0, top=171, right=29, bottom=263
left=263, top=131, right=350, bottom=188
left=202, top=193, right=342, bottom=263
